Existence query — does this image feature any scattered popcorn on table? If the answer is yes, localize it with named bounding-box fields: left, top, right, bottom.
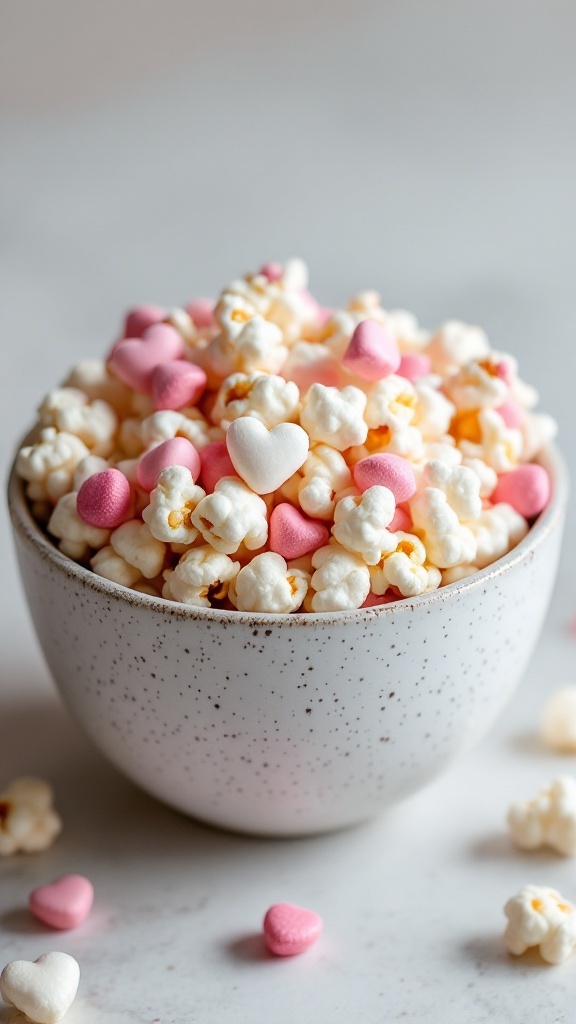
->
left=15, top=258, right=556, bottom=612
left=541, top=688, right=576, bottom=752
left=503, top=885, right=576, bottom=964
left=0, top=778, right=62, bottom=855
left=507, top=777, right=576, bottom=856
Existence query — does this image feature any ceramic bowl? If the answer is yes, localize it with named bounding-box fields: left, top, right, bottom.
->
left=8, top=445, right=567, bottom=836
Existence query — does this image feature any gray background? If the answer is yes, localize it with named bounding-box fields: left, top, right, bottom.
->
left=1, top=2, right=576, bottom=1021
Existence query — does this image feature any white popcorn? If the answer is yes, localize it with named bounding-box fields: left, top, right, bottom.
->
left=16, top=427, right=90, bottom=502
left=191, top=477, right=268, bottom=554
left=365, top=375, right=418, bottom=432
left=164, top=307, right=197, bottom=343
left=48, top=492, right=110, bottom=560
left=444, top=359, right=508, bottom=412
left=421, top=459, right=483, bottom=522
left=467, top=503, right=528, bottom=569
left=421, top=438, right=462, bottom=467
left=410, top=487, right=477, bottom=569
left=209, top=314, right=288, bottom=377
left=91, top=545, right=142, bottom=587
left=229, top=552, right=309, bottom=613
left=298, top=444, right=353, bottom=520
left=521, top=411, right=558, bottom=462
left=370, top=533, right=440, bottom=597
left=542, top=688, right=576, bottom=753
left=72, top=455, right=109, bottom=491
left=0, top=777, right=62, bottom=855
left=461, top=457, right=498, bottom=499
left=65, top=359, right=134, bottom=415
left=140, top=409, right=222, bottom=452
left=321, top=309, right=366, bottom=359
left=38, top=387, right=118, bottom=457
left=164, top=545, right=240, bottom=606
left=118, top=416, right=145, bottom=458
left=508, top=777, right=576, bottom=857
left=441, top=564, right=479, bottom=585
left=504, top=885, right=576, bottom=964
left=307, top=543, right=371, bottom=611
left=110, top=520, right=166, bottom=578
left=413, top=381, right=455, bottom=440
left=384, top=308, right=430, bottom=353
left=458, top=408, right=523, bottom=472
left=300, top=383, right=368, bottom=451
left=332, top=486, right=397, bottom=565
left=142, top=466, right=205, bottom=545
left=426, top=320, right=491, bottom=375
left=211, top=373, right=300, bottom=429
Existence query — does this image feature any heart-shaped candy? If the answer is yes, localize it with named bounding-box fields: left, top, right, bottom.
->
left=492, top=463, right=550, bottom=518
left=77, top=468, right=132, bottom=528
left=496, top=399, right=525, bottom=430
left=226, top=418, right=309, bottom=495
left=269, top=504, right=329, bottom=560
left=122, top=304, right=165, bottom=339
left=110, top=324, right=185, bottom=394
left=342, top=319, right=401, bottom=381
left=30, top=874, right=94, bottom=930
left=137, top=437, right=201, bottom=492
left=151, top=361, right=207, bottom=411
left=353, top=453, right=416, bottom=503
left=263, top=902, right=323, bottom=956
left=0, top=951, right=80, bottom=1024
left=199, top=440, right=237, bottom=493
left=259, top=261, right=283, bottom=282
left=185, top=298, right=216, bottom=330
left=397, top=353, right=431, bottom=382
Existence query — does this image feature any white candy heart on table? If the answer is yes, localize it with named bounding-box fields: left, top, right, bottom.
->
left=226, top=417, right=309, bottom=494
left=0, top=952, right=80, bottom=1024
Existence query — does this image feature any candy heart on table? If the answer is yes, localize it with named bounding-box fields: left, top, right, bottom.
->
left=151, top=361, right=207, bottom=411
left=109, top=324, right=185, bottom=394
left=0, top=951, right=80, bottom=1024
left=198, top=440, right=237, bottom=493
left=29, top=875, right=94, bottom=930
left=226, top=418, right=309, bottom=495
left=263, top=902, right=323, bottom=956
left=342, top=319, right=401, bottom=381
left=185, top=298, right=216, bottom=330
left=137, top=437, right=201, bottom=492
left=269, top=504, right=329, bottom=560
left=353, top=453, right=416, bottom=503
left=77, top=468, right=132, bottom=528
left=122, top=304, right=165, bottom=339
left=492, top=463, right=550, bottom=518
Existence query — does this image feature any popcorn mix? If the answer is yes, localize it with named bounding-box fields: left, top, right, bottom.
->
left=16, top=258, right=556, bottom=613
left=0, top=777, right=62, bottom=855
left=503, top=885, right=576, bottom=964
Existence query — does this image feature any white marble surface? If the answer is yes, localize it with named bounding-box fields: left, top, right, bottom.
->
left=2, top=2, right=576, bottom=1021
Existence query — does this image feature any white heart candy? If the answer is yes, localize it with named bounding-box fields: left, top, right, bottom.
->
left=226, top=417, right=309, bottom=494
left=0, top=952, right=80, bottom=1024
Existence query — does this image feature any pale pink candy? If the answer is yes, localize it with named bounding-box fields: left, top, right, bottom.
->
left=185, top=298, right=216, bottom=330
left=389, top=505, right=412, bottom=532
left=342, top=319, right=401, bottom=381
left=77, top=468, right=132, bottom=528
left=263, top=902, right=323, bottom=956
left=198, top=441, right=237, bottom=493
left=353, top=453, right=416, bottom=503
left=29, top=874, right=94, bottom=930
left=151, top=361, right=207, bottom=411
left=496, top=400, right=525, bottom=430
left=397, top=353, right=431, bottom=382
left=317, top=305, right=334, bottom=327
left=137, top=437, right=201, bottom=492
left=492, top=464, right=550, bottom=518
left=361, top=591, right=400, bottom=608
left=110, top=324, right=185, bottom=394
left=495, top=359, right=514, bottom=386
left=259, top=261, right=283, bottom=282
left=123, top=304, right=165, bottom=339
left=269, top=504, right=329, bottom=560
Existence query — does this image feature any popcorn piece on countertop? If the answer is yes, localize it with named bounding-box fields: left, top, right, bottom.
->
left=542, top=688, right=576, bottom=752
left=332, top=486, right=397, bottom=565
left=110, top=520, right=166, bottom=578
left=300, top=383, right=368, bottom=450
left=426, top=320, right=491, bottom=376
left=163, top=546, right=240, bottom=606
left=91, top=545, right=142, bottom=588
left=191, top=477, right=268, bottom=554
left=298, top=444, right=353, bottom=520
left=0, top=777, right=62, bottom=855
left=48, top=492, right=111, bottom=560
left=307, top=544, right=371, bottom=612
left=508, top=777, right=576, bottom=856
left=467, top=503, right=528, bottom=569
left=211, top=372, right=300, bottom=429
left=504, top=884, right=576, bottom=964
left=229, top=552, right=309, bottom=613
left=38, top=388, right=118, bottom=457
left=16, top=428, right=90, bottom=503
left=0, top=951, right=80, bottom=1024
left=142, top=466, right=206, bottom=544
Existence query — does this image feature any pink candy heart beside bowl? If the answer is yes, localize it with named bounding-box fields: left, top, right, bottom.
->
left=7, top=445, right=567, bottom=836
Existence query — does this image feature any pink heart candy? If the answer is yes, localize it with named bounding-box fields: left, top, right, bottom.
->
left=389, top=505, right=412, bottom=532
left=29, top=874, right=94, bottom=930
left=496, top=400, right=525, bottom=430
left=198, top=441, right=236, bottom=493
left=185, top=299, right=216, bottom=330
left=263, top=902, right=323, bottom=956
left=353, top=454, right=416, bottom=503
left=397, top=353, right=431, bottom=382
left=137, top=437, right=201, bottom=492
left=492, top=464, right=550, bottom=518
left=259, top=261, right=283, bottom=282
left=269, top=504, right=329, bottom=561
left=342, top=319, right=401, bottom=381
left=122, top=304, right=165, bottom=339
left=110, top=324, right=185, bottom=394
left=151, top=361, right=207, bottom=411
left=77, top=468, right=133, bottom=528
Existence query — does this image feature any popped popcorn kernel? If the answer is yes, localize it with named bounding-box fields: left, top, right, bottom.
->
left=0, top=777, right=62, bottom=855
left=504, top=885, right=576, bottom=964
left=508, top=777, right=576, bottom=857
left=229, top=551, right=309, bottom=613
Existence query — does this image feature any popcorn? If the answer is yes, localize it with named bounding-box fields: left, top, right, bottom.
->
left=91, top=545, right=142, bottom=587
left=17, top=428, right=89, bottom=502
left=444, top=358, right=509, bottom=412
left=298, top=444, right=353, bottom=520
left=332, top=486, right=397, bottom=565
left=541, top=687, right=576, bottom=752
left=410, top=487, right=477, bottom=568
left=48, top=492, right=110, bottom=560
left=508, top=777, right=576, bottom=856
left=72, top=455, right=110, bottom=491
left=467, top=503, right=528, bottom=569
left=209, top=314, right=288, bottom=377
left=191, top=477, right=268, bottom=554
left=0, top=777, right=62, bottom=855
left=457, top=408, right=523, bottom=472
left=211, top=373, right=299, bottom=429
left=300, top=383, right=368, bottom=450
left=163, top=545, right=240, bottom=606
left=229, top=552, right=309, bottom=613
left=65, top=358, right=134, bottom=414
left=413, top=381, right=455, bottom=440
left=461, top=457, right=497, bottom=499
left=370, top=533, right=441, bottom=598
left=141, top=409, right=222, bottom=452
left=504, top=885, right=576, bottom=964
left=426, top=320, right=491, bottom=375
left=307, top=544, right=371, bottom=611
left=110, top=520, right=166, bottom=578
left=38, top=388, right=118, bottom=457
left=142, top=466, right=206, bottom=544
left=420, top=459, right=482, bottom=522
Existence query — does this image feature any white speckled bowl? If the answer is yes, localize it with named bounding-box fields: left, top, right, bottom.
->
left=8, top=445, right=567, bottom=835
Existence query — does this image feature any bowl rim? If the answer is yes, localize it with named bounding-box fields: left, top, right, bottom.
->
left=7, top=441, right=568, bottom=629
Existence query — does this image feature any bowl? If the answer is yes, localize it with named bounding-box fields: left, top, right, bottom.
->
left=7, top=444, right=568, bottom=836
